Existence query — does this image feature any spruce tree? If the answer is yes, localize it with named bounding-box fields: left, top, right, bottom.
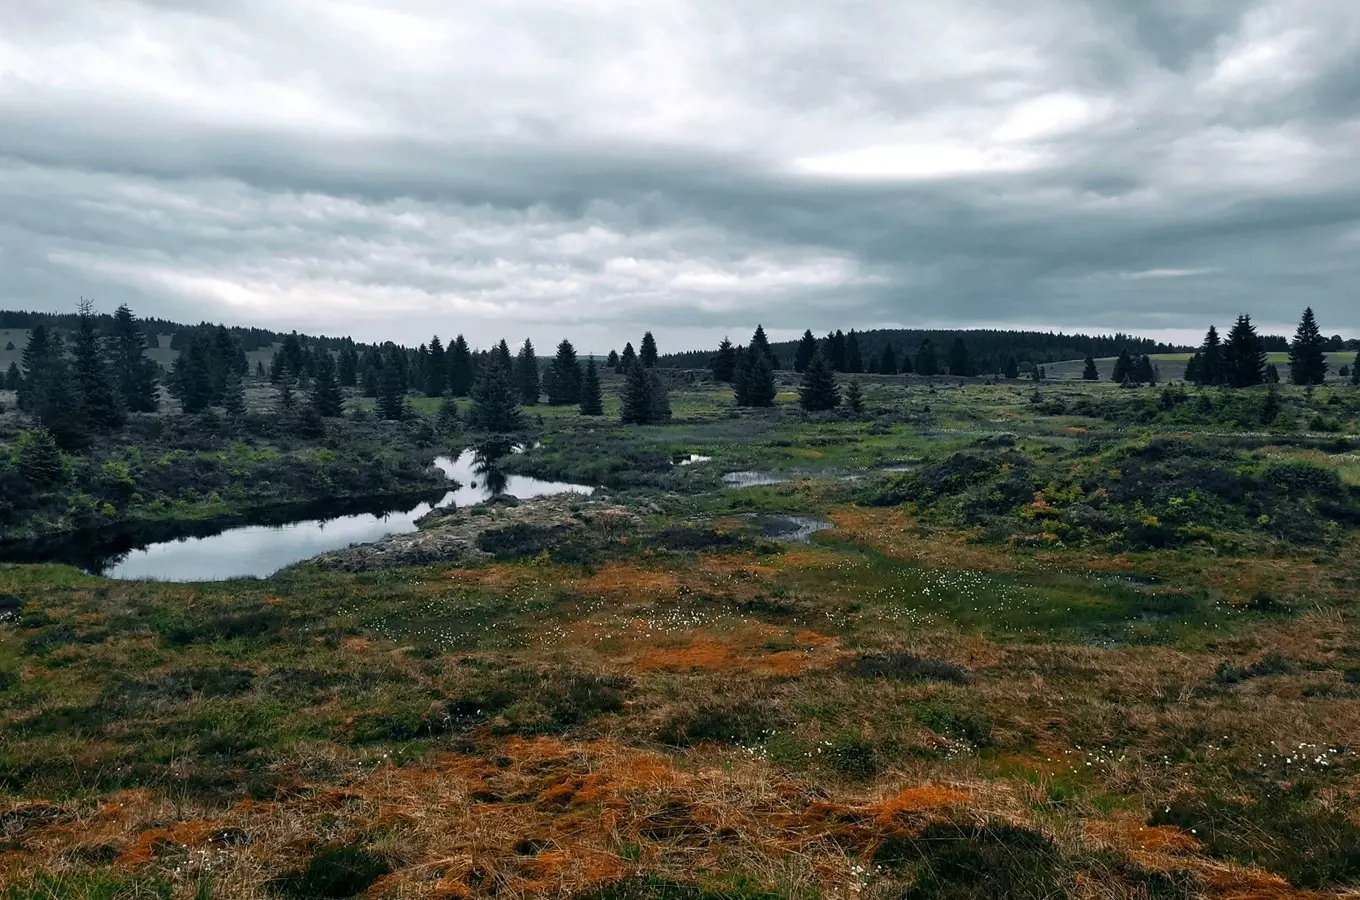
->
left=376, top=360, right=406, bottom=420
left=15, top=325, right=50, bottom=413
left=109, top=304, right=159, bottom=412
left=619, top=362, right=655, bottom=425
left=514, top=339, right=541, bottom=405
left=1080, top=356, right=1098, bottom=381
left=172, top=336, right=215, bottom=414
left=825, top=330, right=847, bottom=371
left=1288, top=306, right=1328, bottom=385
left=606, top=349, right=620, bottom=369
left=1223, top=314, right=1267, bottom=387
left=794, top=329, right=819, bottom=373
left=1134, top=355, right=1156, bottom=385
left=844, top=330, right=864, bottom=373
left=619, top=342, right=637, bottom=372
left=14, top=428, right=65, bottom=485
left=311, top=353, right=345, bottom=417
left=222, top=366, right=247, bottom=416
left=844, top=378, right=864, bottom=415
left=4, top=362, right=19, bottom=391
left=72, top=299, right=125, bottom=431
left=425, top=335, right=447, bottom=396
left=750, top=325, right=778, bottom=369
left=579, top=358, right=604, bottom=415
left=878, top=344, right=898, bottom=375
left=1264, top=363, right=1280, bottom=384
left=1261, top=384, right=1281, bottom=424
left=710, top=337, right=737, bottom=383
left=1352, top=351, right=1360, bottom=386
left=914, top=340, right=939, bottom=377
left=448, top=334, right=474, bottom=397
left=436, top=395, right=460, bottom=434
left=1198, top=325, right=1225, bottom=385
left=648, top=371, right=672, bottom=422
left=337, top=344, right=358, bottom=387
left=640, top=331, right=659, bottom=368
left=468, top=356, right=522, bottom=432
left=798, top=351, right=840, bottom=411
left=899, top=353, right=913, bottom=375
left=548, top=339, right=582, bottom=405
left=947, top=337, right=976, bottom=377
left=277, top=377, right=296, bottom=414
left=1111, top=349, right=1134, bottom=384
left=735, top=350, right=776, bottom=407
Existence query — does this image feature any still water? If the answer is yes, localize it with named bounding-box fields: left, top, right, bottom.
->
left=3, top=447, right=592, bottom=582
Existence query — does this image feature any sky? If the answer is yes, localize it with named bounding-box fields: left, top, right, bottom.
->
left=2, top=0, right=1359, bottom=355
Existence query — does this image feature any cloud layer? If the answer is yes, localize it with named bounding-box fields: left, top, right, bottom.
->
left=3, top=0, right=1358, bottom=351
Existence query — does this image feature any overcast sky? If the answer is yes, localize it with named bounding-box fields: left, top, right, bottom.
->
left=2, top=0, right=1358, bottom=353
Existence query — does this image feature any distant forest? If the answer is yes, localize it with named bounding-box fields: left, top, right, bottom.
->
left=0, top=310, right=351, bottom=353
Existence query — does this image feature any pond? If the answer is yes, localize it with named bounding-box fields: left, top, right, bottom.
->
left=0, top=446, right=593, bottom=582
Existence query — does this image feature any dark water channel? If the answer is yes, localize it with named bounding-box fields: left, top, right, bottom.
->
left=0, top=446, right=592, bottom=582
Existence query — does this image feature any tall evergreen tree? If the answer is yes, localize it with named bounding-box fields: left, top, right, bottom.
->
left=548, top=339, right=582, bottom=405
left=606, top=349, right=620, bottom=369
left=639, top=331, right=659, bottom=368
left=1111, top=348, right=1134, bottom=384
left=1351, top=351, right=1360, bottom=385
left=1288, top=306, right=1328, bottom=385
left=750, top=325, right=778, bottom=369
left=798, top=351, right=840, bottom=411
left=620, top=362, right=654, bottom=425
left=648, top=371, right=672, bottom=422
left=899, top=352, right=913, bottom=375
left=1134, top=354, right=1156, bottom=385
left=1184, top=353, right=1202, bottom=384
left=619, top=342, right=637, bottom=372
left=1223, top=314, right=1267, bottom=387
left=360, top=346, right=382, bottom=397
left=311, top=353, right=345, bottom=417
left=794, top=329, right=819, bottom=373
left=514, top=339, right=541, bottom=405
left=109, top=304, right=159, bottom=412
left=222, top=366, right=246, bottom=416
left=4, top=361, right=20, bottom=391
left=18, top=328, right=87, bottom=449
left=171, top=335, right=215, bottom=414
left=468, top=355, right=522, bottom=432
left=1196, top=325, right=1225, bottom=385
left=337, top=344, right=358, bottom=387
left=14, top=428, right=64, bottom=485
left=710, top=337, right=737, bottom=383
left=878, top=344, right=898, bottom=375
left=579, top=358, right=604, bottom=415
left=448, top=334, right=474, bottom=397
left=947, top=337, right=976, bottom=377
left=493, top=339, right=513, bottom=369
left=1264, top=363, right=1280, bottom=384
left=436, top=395, right=460, bottom=434
left=914, top=340, right=939, bottom=377
left=825, top=330, right=847, bottom=371
left=71, top=299, right=125, bottom=431
left=1080, top=355, right=1098, bottom=381
left=735, top=349, right=776, bottom=407
left=844, top=378, right=864, bottom=415
left=276, top=377, right=296, bottom=414
left=425, top=335, right=447, bottom=396
left=845, top=330, right=864, bottom=373
left=376, top=354, right=407, bottom=420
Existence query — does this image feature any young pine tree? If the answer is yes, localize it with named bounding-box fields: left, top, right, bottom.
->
left=844, top=378, right=864, bottom=415
left=436, top=395, right=460, bottom=434
left=15, top=428, right=65, bottom=485
left=514, top=339, right=541, bottom=405
left=1223, top=314, right=1267, bottom=387
left=1264, top=363, right=1280, bottom=384
left=109, top=303, right=159, bottom=412
left=222, top=366, right=247, bottom=416
left=310, top=353, right=345, bottom=417
left=639, top=331, right=659, bottom=368
left=735, top=349, right=776, bottom=407
left=648, top=371, right=671, bottom=422
left=798, top=351, right=840, bottom=412
left=606, top=349, right=620, bottom=370
left=579, top=358, right=604, bottom=416
left=4, top=361, right=20, bottom=391
left=276, top=377, right=296, bottom=414
left=794, top=329, right=819, bottom=373
left=619, top=362, right=655, bottom=425
left=1288, top=306, right=1329, bottom=385
left=468, top=356, right=522, bottom=432
left=1110, top=349, right=1134, bottom=384
left=548, top=339, right=582, bottom=405
left=72, top=299, right=125, bottom=431
left=1081, top=356, right=1098, bottom=381
left=619, top=341, right=637, bottom=373
left=710, top=337, right=737, bottom=383
left=376, top=361, right=406, bottom=420
left=1134, top=355, right=1156, bottom=386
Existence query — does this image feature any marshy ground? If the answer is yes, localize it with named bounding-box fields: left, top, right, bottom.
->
left=3, top=374, right=1360, bottom=899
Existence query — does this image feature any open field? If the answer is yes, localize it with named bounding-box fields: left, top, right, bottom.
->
left=3, top=375, right=1360, bottom=898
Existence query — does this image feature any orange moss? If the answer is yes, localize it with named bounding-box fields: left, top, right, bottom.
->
left=634, top=639, right=739, bottom=672
left=577, top=563, right=681, bottom=598
left=875, top=785, right=973, bottom=827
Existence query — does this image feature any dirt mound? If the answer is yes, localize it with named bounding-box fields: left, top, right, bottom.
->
left=312, top=497, right=638, bottom=572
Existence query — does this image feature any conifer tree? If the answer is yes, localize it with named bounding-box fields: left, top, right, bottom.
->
left=223, top=366, right=246, bottom=416
left=1081, top=356, right=1098, bottom=381
left=337, top=344, right=358, bottom=387
left=448, top=334, right=474, bottom=397
left=171, top=336, right=215, bottom=415
left=845, top=330, right=864, bottom=373
left=1223, top=314, right=1267, bottom=387
left=1264, top=363, right=1280, bottom=384
left=844, top=378, right=864, bottom=415
left=619, top=342, right=637, bottom=372
left=436, top=395, right=460, bottom=434
left=735, top=349, right=776, bottom=407
left=750, top=325, right=778, bottom=369
left=878, top=344, right=898, bottom=375
left=1352, top=351, right=1360, bottom=386
left=798, top=351, right=839, bottom=411
left=548, top=339, right=582, bottom=405
left=1134, top=354, right=1156, bottom=385
left=311, top=352, right=345, bottom=417
left=4, top=362, right=20, bottom=391
left=606, top=349, right=620, bottom=369
left=640, top=331, right=659, bottom=368
left=15, top=427, right=65, bottom=485
left=899, top=353, right=913, bottom=375
left=376, top=359, right=406, bottom=420
left=1111, top=348, right=1134, bottom=384
left=579, top=358, right=604, bottom=415
left=947, top=337, right=976, bottom=377
left=1260, top=384, right=1281, bottom=423
left=494, top=339, right=513, bottom=369
left=619, top=363, right=655, bottom=425
left=914, top=340, right=939, bottom=377
left=649, top=371, right=671, bottom=422
left=468, top=355, right=522, bottom=432
left=825, top=330, right=847, bottom=371
left=710, top=337, right=737, bottom=383
left=277, top=377, right=296, bottom=414
left=514, top=339, right=541, bottom=405
left=360, top=347, right=382, bottom=397
left=109, top=304, right=159, bottom=412
left=425, top=335, right=447, bottom=396
left=1288, top=306, right=1328, bottom=385
left=72, top=300, right=125, bottom=431
left=794, top=329, right=819, bottom=373
left=1197, top=325, right=1225, bottom=385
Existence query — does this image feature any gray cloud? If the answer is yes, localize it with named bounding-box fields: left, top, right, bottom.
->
left=2, top=0, right=1358, bottom=351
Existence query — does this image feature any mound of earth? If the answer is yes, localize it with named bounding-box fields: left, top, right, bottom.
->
left=311, top=496, right=638, bottom=571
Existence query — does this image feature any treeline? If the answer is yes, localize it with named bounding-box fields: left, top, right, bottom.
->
left=0, top=309, right=349, bottom=353
left=1184, top=308, right=1360, bottom=388
left=659, top=328, right=1191, bottom=371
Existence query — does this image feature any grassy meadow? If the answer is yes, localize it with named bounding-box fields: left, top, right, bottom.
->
left=3, top=372, right=1360, bottom=899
